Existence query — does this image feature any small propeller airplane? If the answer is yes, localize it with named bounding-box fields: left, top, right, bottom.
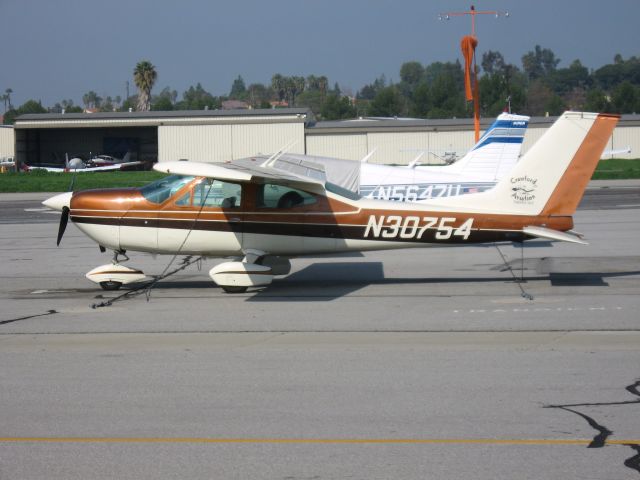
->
left=266, top=112, right=530, bottom=203
left=358, top=112, right=530, bottom=201
left=25, top=151, right=142, bottom=173
left=43, top=111, right=618, bottom=293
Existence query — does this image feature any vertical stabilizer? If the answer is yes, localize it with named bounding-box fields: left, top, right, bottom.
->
left=443, top=112, right=529, bottom=179
left=436, top=112, right=619, bottom=215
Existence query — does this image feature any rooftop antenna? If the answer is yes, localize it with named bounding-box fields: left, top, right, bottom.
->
left=439, top=5, right=509, bottom=142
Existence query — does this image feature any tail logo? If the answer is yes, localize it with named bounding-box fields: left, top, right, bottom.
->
left=510, top=175, right=538, bottom=204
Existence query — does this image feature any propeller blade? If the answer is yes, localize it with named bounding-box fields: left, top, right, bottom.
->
left=56, top=206, right=69, bottom=246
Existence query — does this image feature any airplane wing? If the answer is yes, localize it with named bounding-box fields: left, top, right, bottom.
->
left=26, top=163, right=141, bottom=173
left=153, top=160, right=326, bottom=191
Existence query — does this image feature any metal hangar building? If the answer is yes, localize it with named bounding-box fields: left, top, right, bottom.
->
left=10, top=109, right=640, bottom=168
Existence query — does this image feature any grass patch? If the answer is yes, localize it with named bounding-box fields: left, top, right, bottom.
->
left=0, top=170, right=167, bottom=193
left=0, top=158, right=639, bottom=192
left=592, top=158, right=640, bottom=179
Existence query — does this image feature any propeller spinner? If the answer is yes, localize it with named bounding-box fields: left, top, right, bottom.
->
left=42, top=192, right=73, bottom=245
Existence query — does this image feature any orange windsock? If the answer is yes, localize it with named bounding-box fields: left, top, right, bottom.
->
left=460, top=35, right=478, bottom=101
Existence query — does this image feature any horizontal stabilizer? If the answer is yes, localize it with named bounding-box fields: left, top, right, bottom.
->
left=523, top=225, right=587, bottom=245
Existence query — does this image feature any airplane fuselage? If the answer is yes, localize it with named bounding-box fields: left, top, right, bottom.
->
left=69, top=178, right=572, bottom=258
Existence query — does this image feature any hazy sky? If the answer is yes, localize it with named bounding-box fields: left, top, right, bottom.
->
left=2, top=0, right=639, bottom=107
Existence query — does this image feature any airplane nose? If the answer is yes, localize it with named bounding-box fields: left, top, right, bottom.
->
left=42, top=192, right=72, bottom=212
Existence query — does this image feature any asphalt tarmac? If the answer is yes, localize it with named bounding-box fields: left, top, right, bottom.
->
left=0, top=182, right=639, bottom=479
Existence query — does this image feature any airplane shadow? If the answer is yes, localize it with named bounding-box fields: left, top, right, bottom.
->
left=131, top=260, right=640, bottom=301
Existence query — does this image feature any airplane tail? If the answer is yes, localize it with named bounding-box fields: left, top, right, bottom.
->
left=439, top=112, right=619, bottom=216
left=121, top=151, right=131, bottom=163
left=443, top=112, right=529, bottom=179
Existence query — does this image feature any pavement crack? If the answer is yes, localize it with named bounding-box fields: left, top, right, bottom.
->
left=546, top=379, right=640, bottom=473
left=623, top=444, right=640, bottom=474
left=0, top=309, right=58, bottom=325
left=551, top=406, right=612, bottom=448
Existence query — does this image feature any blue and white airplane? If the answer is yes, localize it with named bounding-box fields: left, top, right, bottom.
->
left=359, top=112, right=530, bottom=201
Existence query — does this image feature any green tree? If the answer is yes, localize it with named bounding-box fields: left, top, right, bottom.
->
left=424, top=61, right=463, bottom=88
left=408, top=82, right=431, bottom=118
left=100, top=96, right=115, bottom=112
left=3, top=99, right=47, bottom=124
left=611, top=81, right=639, bottom=113
left=82, top=91, right=102, bottom=110
left=246, top=83, right=271, bottom=108
left=481, top=51, right=505, bottom=75
left=549, top=59, right=590, bottom=96
left=152, top=96, right=174, bottom=111
left=545, top=95, right=565, bottom=116
left=428, top=71, right=465, bottom=118
left=4, top=88, right=13, bottom=110
left=2, top=109, right=18, bottom=124
left=524, top=79, right=563, bottom=116
left=368, top=86, right=405, bottom=117
left=271, top=74, right=286, bottom=102
left=133, top=60, right=158, bottom=111
left=295, top=90, right=324, bottom=113
left=357, top=75, right=386, bottom=100
left=584, top=88, right=611, bottom=112
left=594, top=55, right=640, bottom=91
left=400, top=61, right=425, bottom=86
left=284, top=76, right=305, bottom=106
left=522, top=45, right=560, bottom=80
left=152, top=87, right=177, bottom=111
left=175, top=83, right=219, bottom=110
left=320, top=94, right=356, bottom=120
left=479, top=63, right=526, bottom=116
left=229, top=75, right=247, bottom=99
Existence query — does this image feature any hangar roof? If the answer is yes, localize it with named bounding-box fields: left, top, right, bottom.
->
left=307, top=113, right=640, bottom=134
left=14, top=108, right=314, bottom=129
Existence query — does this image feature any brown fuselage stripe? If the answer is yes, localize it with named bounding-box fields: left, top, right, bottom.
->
left=72, top=215, right=526, bottom=244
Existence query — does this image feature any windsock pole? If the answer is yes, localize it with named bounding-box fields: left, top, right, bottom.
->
left=439, top=5, right=509, bottom=142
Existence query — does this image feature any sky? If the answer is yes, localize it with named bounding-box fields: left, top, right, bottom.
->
left=2, top=0, right=639, bottom=108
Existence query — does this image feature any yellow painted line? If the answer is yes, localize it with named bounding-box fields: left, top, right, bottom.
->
left=0, top=437, right=639, bottom=445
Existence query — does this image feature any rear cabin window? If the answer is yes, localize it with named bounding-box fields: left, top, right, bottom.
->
left=257, top=184, right=317, bottom=209
left=175, top=178, right=242, bottom=208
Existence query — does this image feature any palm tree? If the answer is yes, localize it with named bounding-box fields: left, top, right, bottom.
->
left=271, top=74, right=286, bottom=103
left=1, top=94, right=7, bottom=112
left=5, top=88, right=13, bottom=110
left=133, top=61, right=157, bottom=111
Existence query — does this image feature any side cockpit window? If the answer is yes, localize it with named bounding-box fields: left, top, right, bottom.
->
left=175, top=178, right=242, bottom=208
left=257, top=184, right=317, bottom=209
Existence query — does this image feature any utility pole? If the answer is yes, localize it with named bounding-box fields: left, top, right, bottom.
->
left=439, top=5, right=509, bottom=141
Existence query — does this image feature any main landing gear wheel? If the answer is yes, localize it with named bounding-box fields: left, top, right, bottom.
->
left=221, top=285, right=248, bottom=294
left=99, top=281, right=123, bottom=291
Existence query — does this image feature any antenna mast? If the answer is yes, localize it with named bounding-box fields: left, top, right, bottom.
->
left=439, top=5, right=509, bottom=141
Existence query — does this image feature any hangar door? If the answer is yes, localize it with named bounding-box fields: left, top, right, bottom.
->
left=15, top=127, right=157, bottom=166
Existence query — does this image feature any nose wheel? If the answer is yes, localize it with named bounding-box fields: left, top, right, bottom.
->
left=221, top=285, right=248, bottom=294
left=99, top=280, right=123, bottom=291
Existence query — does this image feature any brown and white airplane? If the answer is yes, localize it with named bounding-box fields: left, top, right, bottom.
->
left=43, top=111, right=618, bottom=293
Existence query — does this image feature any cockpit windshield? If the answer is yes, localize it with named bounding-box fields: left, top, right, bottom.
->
left=141, top=175, right=194, bottom=204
